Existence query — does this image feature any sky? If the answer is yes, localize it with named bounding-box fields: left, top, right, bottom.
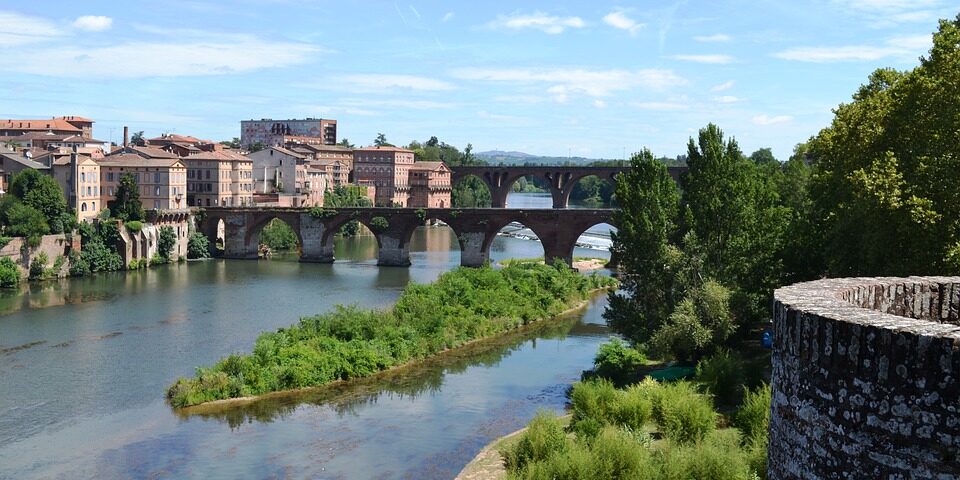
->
left=0, top=1, right=954, bottom=160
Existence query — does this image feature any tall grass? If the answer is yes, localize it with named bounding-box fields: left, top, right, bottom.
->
left=167, top=263, right=616, bottom=408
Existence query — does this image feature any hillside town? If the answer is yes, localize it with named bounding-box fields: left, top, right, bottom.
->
left=0, top=115, right=453, bottom=215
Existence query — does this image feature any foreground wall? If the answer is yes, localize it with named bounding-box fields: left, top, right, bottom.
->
left=770, top=277, right=960, bottom=479
left=0, top=234, right=77, bottom=275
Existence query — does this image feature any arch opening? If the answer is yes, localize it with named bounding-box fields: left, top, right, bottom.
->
left=451, top=174, right=492, bottom=208
left=254, top=217, right=302, bottom=259
left=321, top=216, right=381, bottom=263
left=407, top=218, right=461, bottom=266
left=568, top=174, right=617, bottom=208
left=489, top=220, right=546, bottom=266
left=504, top=175, right=552, bottom=208
left=572, top=221, right=617, bottom=270
left=215, top=218, right=226, bottom=256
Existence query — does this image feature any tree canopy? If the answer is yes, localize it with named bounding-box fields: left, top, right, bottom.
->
left=109, top=173, right=145, bottom=221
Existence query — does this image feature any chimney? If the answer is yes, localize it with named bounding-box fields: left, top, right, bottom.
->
left=123, top=126, right=129, bottom=147
left=69, top=145, right=78, bottom=207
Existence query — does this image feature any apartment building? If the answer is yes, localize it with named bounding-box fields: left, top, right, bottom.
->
left=98, top=154, right=187, bottom=210
left=0, top=116, right=93, bottom=138
left=408, top=161, right=452, bottom=208
left=247, top=146, right=323, bottom=206
left=182, top=150, right=255, bottom=207
left=352, top=146, right=415, bottom=206
left=240, top=118, right=337, bottom=148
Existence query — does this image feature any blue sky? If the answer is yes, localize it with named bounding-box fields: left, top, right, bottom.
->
left=0, top=1, right=953, bottom=160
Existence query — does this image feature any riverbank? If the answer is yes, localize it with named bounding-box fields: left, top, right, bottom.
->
left=457, top=415, right=573, bottom=480
left=167, top=263, right=617, bottom=408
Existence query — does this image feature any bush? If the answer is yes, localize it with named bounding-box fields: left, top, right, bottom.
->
left=651, top=381, right=717, bottom=444
left=592, top=338, right=646, bottom=385
left=649, top=279, right=735, bottom=362
left=157, top=226, right=176, bottom=261
left=0, top=257, right=20, bottom=288
left=28, top=252, right=48, bottom=281
left=259, top=218, right=298, bottom=251
left=659, top=429, right=754, bottom=480
left=735, top=383, right=771, bottom=446
left=68, top=251, right=90, bottom=277
left=501, top=410, right=571, bottom=472
left=4, top=202, right=50, bottom=240
left=125, top=220, right=143, bottom=233
left=695, top=349, right=747, bottom=407
left=569, top=379, right=620, bottom=438
left=79, top=240, right=123, bottom=273
left=369, top=216, right=389, bottom=233
left=187, top=232, right=211, bottom=259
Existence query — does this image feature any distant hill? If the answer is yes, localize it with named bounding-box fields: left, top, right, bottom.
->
left=475, top=150, right=535, bottom=159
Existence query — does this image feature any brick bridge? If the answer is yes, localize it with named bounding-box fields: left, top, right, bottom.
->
left=200, top=207, right=616, bottom=267
left=449, top=165, right=685, bottom=208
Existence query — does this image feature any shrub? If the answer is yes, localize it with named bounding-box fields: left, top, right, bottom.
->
left=157, top=226, right=176, bottom=261
left=259, top=218, right=298, bottom=251
left=68, top=251, right=90, bottom=277
left=592, top=338, right=646, bottom=385
left=735, top=383, right=771, bottom=446
left=612, top=384, right=654, bottom=431
left=660, top=429, right=753, bottom=480
left=150, top=253, right=165, bottom=266
left=125, top=220, right=143, bottom=233
left=651, top=381, right=716, bottom=444
left=28, top=252, right=48, bottom=280
left=0, top=257, right=20, bottom=288
left=5, top=202, right=50, bottom=240
left=569, top=379, right=620, bottom=438
left=369, top=216, right=389, bottom=233
left=187, top=232, right=211, bottom=259
left=695, top=349, right=747, bottom=407
left=80, top=240, right=123, bottom=273
left=501, top=410, right=571, bottom=472
left=308, top=207, right=337, bottom=218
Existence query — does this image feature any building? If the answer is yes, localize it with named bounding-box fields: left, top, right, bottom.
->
left=146, top=133, right=219, bottom=157
left=408, top=161, right=452, bottom=208
left=32, top=149, right=102, bottom=222
left=97, top=154, right=187, bottom=210
left=0, top=116, right=93, bottom=138
left=5, top=132, right=108, bottom=151
left=286, top=143, right=354, bottom=186
left=247, top=146, right=323, bottom=206
left=182, top=150, right=254, bottom=207
left=352, top=146, right=415, bottom=206
left=240, top=118, right=337, bottom=148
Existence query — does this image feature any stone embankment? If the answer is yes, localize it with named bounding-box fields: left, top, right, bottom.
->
left=770, top=276, right=960, bottom=479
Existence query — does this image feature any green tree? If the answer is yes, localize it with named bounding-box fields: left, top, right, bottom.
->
left=187, top=232, right=211, bottom=259
left=248, top=141, right=266, bottom=153
left=808, top=16, right=960, bottom=275
left=4, top=202, right=49, bottom=242
left=259, top=219, right=298, bottom=251
left=157, top=226, right=177, bottom=261
left=748, top=148, right=778, bottom=167
left=109, top=173, right=145, bottom=221
left=604, top=149, right=680, bottom=344
left=337, top=138, right=355, bottom=148
left=8, top=169, right=69, bottom=233
left=374, top=133, right=393, bottom=147
left=220, top=137, right=242, bottom=149
left=130, top=131, right=145, bottom=146
left=0, top=257, right=19, bottom=288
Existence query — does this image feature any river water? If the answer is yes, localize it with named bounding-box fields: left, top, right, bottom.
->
left=0, top=193, right=615, bottom=479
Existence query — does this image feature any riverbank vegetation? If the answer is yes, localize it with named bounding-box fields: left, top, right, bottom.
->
left=166, top=263, right=616, bottom=408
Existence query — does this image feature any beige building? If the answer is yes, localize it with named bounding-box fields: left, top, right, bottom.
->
left=408, top=161, right=452, bottom=208
left=183, top=150, right=254, bottom=207
left=247, top=146, right=324, bottom=206
left=98, top=154, right=187, bottom=210
left=352, top=146, right=415, bottom=206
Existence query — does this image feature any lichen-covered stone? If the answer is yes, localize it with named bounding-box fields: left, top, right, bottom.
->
left=770, top=277, right=960, bottom=479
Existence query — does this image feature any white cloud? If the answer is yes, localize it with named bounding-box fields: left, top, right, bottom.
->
left=603, top=10, right=644, bottom=35
left=72, top=15, right=113, bottom=32
left=774, top=34, right=930, bottom=62
left=487, top=11, right=585, bottom=34
left=452, top=67, right=686, bottom=98
left=711, top=80, right=735, bottom=92
left=593, top=99, right=607, bottom=108
left=339, top=98, right=455, bottom=110
left=334, top=74, right=455, bottom=92
left=441, top=12, right=455, bottom=22
left=2, top=37, right=321, bottom=78
left=693, top=34, right=731, bottom=42
left=670, top=54, right=734, bottom=64
left=493, top=94, right=546, bottom=104
left=477, top=110, right=526, bottom=122
left=714, top=95, right=741, bottom=103
left=632, top=101, right=688, bottom=111
left=0, top=11, right=62, bottom=46
left=752, top=114, right=793, bottom=125
left=832, top=0, right=942, bottom=26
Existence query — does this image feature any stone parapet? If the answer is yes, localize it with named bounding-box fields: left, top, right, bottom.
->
left=770, top=276, right=960, bottom=479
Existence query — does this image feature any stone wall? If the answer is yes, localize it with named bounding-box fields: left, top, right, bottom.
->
left=770, top=276, right=960, bottom=479
left=0, top=233, right=78, bottom=276
left=116, top=210, right=193, bottom=266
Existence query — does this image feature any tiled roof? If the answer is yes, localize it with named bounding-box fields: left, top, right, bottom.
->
left=183, top=150, right=250, bottom=162
left=147, top=134, right=207, bottom=144
left=270, top=146, right=307, bottom=159
left=57, top=116, right=94, bottom=123
left=0, top=118, right=83, bottom=133
left=410, top=161, right=448, bottom=171
left=353, top=146, right=414, bottom=153
left=96, top=154, right=184, bottom=168
left=124, top=145, right=180, bottom=159
left=0, top=152, right=50, bottom=170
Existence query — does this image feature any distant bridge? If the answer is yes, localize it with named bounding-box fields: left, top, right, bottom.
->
left=449, top=165, right=686, bottom=208
left=200, top=207, right=616, bottom=267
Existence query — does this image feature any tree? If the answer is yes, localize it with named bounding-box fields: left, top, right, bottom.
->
left=748, top=148, right=778, bottom=167
left=248, top=141, right=266, bottom=153
left=4, top=202, right=49, bottom=241
left=338, top=138, right=355, bottom=148
left=374, top=133, right=393, bottom=147
left=109, top=173, right=145, bottom=221
left=187, top=232, right=211, bottom=259
left=808, top=16, right=960, bottom=276
left=604, top=149, right=680, bottom=344
left=259, top=219, right=298, bottom=251
left=130, top=131, right=145, bottom=146
left=157, top=226, right=177, bottom=261
left=8, top=169, right=69, bottom=233
left=220, top=137, right=242, bottom=149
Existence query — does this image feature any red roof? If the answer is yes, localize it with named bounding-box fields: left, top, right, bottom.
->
left=0, top=118, right=82, bottom=133
left=354, top=146, right=414, bottom=153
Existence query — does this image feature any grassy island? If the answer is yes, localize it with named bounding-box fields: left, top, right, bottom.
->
left=167, top=263, right=617, bottom=408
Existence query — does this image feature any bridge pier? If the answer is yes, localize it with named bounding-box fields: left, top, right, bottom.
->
left=222, top=213, right=259, bottom=259
left=459, top=231, right=490, bottom=267
left=377, top=232, right=410, bottom=266
left=299, top=215, right=334, bottom=263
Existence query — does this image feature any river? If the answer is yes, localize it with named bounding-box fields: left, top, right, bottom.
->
left=0, top=193, right=615, bottom=479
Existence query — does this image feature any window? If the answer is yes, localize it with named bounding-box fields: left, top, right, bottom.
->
left=109, top=187, right=114, bottom=196
left=107, top=172, right=114, bottom=182
left=81, top=172, right=86, bottom=182
left=154, top=201, right=160, bottom=209
left=155, top=186, right=160, bottom=196
left=87, top=186, right=91, bottom=196
left=81, top=203, right=87, bottom=212
left=92, top=202, right=96, bottom=210
left=205, top=170, right=210, bottom=180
